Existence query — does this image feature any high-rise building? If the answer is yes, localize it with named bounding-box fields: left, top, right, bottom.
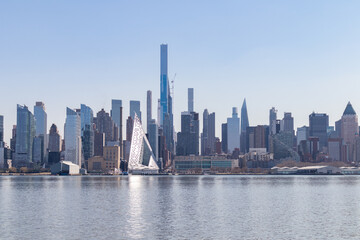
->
left=111, top=99, right=123, bottom=141
left=94, top=109, right=117, bottom=144
left=221, top=123, right=228, bottom=153
left=227, top=107, right=240, bottom=153
left=0, top=115, right=3, bottom=143
left=81, top=104, right=94, bottom=163
left=269, top=107, right=277, bottom=135
left=126, top=116, right=134, bottom=142
left=148, top=119, right=158, bottom=162
left=282, top=112, right=294, bottom=134
left=240, top=99, right=249, bottom=153
left=130, top=100, right=141, bottom=122
left=341, top=102, right=359, bottom=162
left=34, top=102, right=47, bottom=163
left=147, top=91, right=152, bottom=134
left=48, top=124, right=61, bottom=165
left=188, top=88, right=194, bottom=112
left=65, top=108, right=82, bottom=167
left=309, top=113, right=329, bottom=151
left=15, top=105, right=36, bottom=166
left=176, top=111, right=199, bottom=156
left=201, top=109, right=216, bottom=155
left=296, top=126, right=309, bottom=146
left=159, top=44, right=174, bottom=155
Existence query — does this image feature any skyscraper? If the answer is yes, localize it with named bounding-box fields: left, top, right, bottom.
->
left=240, top=99, right=249, bottom=153
left=159, top=44, right=174, bottom=155
left=94, top=109, right=117, bottom=144
left=65, top=108, right=82, bottom=167
left=269, top=107, right=277, bottom=135
left=81, top=104, right=94, bottom=163
left=34, top=102, right=47, bottom=163
left=309, top=113, right=329, bottom=151
left=221, top=123, right=228, bottom=153
left=148, top=119, right=158, bottom=163
left=282, top=112, right=294, bottom=134
left=176, top=111, right=199, bottom=156
left=15, top=105, right=36, bottom=166
left=130, top=100, right=141, bottom=122
left=227, top=107, right=240, bottom=153
left=147, top=90, right=152, bottom=134
left=111, top=99, right=123, bottom=142
left=188, top=88, right=194, bottom=112
left=0, top=115, right=3, bottom=143
left=201, top=109, right=216, bottom=155
left=48, top=124, right=61, bottom=152
left=341, top=102, right=358, bottom=162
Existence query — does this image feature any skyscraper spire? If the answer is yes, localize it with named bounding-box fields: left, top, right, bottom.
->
left=240, top=98, right=249, bottom=153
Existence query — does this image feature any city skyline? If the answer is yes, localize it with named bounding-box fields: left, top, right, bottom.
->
left=2, top=1, right=360, bottom=143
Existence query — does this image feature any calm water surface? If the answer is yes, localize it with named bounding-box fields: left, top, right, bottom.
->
left=1, top=175, right=360, bottom=239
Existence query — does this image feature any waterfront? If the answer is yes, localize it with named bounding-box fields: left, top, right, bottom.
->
left=1, top=176, right=360, bottom=239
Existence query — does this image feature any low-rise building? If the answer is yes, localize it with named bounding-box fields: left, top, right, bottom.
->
left=87, top=146, right=121, bottom=172
left=173, top=155, right=238, bottom=173
left=51, top=161, right=80, bottom=175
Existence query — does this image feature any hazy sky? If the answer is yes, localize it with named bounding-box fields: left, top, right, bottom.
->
left=1, top=0, right=360, bottom=143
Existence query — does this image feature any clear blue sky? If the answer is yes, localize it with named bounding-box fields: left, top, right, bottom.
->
left=1, top=0, right=360, bottom=143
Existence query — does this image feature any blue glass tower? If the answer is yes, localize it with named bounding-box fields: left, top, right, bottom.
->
left=160, top=44, right=168, bottom=126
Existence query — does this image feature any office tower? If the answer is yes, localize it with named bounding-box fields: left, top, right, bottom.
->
left=269, top=107, right=277, bottom=135
left=282, top=112, right=294, bottom=134
left=34, top=102, right=47, bottom=163
left=48, top=124, right=61, bottom=165
left=111, top=99, right=123, bottom=141
left=148, top=119, right=158, bottom=162
left=48, top=124, right=61, bottom=152
left=227, top=107, right=240, bottom=153
left=32, top=136, right=43, bottom=164
left=94, top=131, right=105, bottom=156
left=188, top=88, right=194, bottom=112
left=221, top=123, right=228, bottom=153
left=65, top=108, right=82, bottom=167
left=201, top=109, right=216, bottom=155
left=240, top=99, right=249, bottom=153
left=10, top=125, right=16, bottom=153
left=126, top=116, right=134, bottom=142
left=0, top=115, right=3, bottom=143
left=341, top=102, right=359, bottom=162
left=130, top=100, right=141, bottom=122
left=328, top=138, right=342, bottom=161
left=15, top=105, right=36, bottom=166
left=176, top=111, right=199, bottom=156
left=159, top=44, right=174, bottom=154
left=147, top=91, right=152, bottom=134
left=309, top=113, right=329, bottom=151
left=297, top=126, right=309, bottom=146
left=81, top=104, right=94, bottom=163
left=94, top=109, right=117, bottom=144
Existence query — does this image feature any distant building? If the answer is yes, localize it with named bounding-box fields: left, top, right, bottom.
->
left=94, top=131, right=105, bottom=156
left=34, top=102, right=47, bottom=164
left=176, top=111, right=199, bottom=156
left=240, top=99, right=249, bottom=153
left=282, top=112, right=294, bottom=135
left=328, top=138, right=342, bottom=161
left=14, top=105, right=35, bottom=167
left=81, top=104, right=94, bottom=164
left=148, top=119, right=158, bottom=162
left=188, top=88, right=194, bottom=112
left=227, top=107, right=240, bottom=153
left=88, top=145, right=121, bottom=172
left=64, top=108, right=82, bottom=167
left=173, top=155, right=238, bottom=173
left=296, top=126, right=309, bottom=146
left=94, top=109, right=117, bottom=144
left=309, top=113, right=329, bottom=151
left=340, top=102, right=358, bottom=162
left=130, top=100, right=141, bottom=122
left=201, top=109, right=215, bottom=155
left=221, top=123, right=228, bottom=154
left=269, top=107, right=277, bottom=135
left=0, top=115, right=3, bottom=143
left=111, top=99, right=123, bottom=142
left=147, top=91, right=152, bottom=134
left=48, top=124, right=61, bottom=152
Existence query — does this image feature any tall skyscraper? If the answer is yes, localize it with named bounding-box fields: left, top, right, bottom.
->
left=282, top=112, right=294, bottom=135
left=221, top=123, right=228, bottom=153
left=159, top=44, right=174, bottom=155
left=160, top=44, right=168, bottom=126
left=81, top=104, right=94, bottom=163
left=15, top=105, right=36, bottom=166
left=0, top=115, right=3, bottom=143
left=65, top=108, right=82, bottom=167
left=201, top=109, right=216, bottom=155
left=148, top=119, right=158, bottom=162
left=227, top=107, right=240, bottom=153
left=94, top=109, right=117, bottom=144
left=130, top=100, right=141, bottom=122
left=240, top=99, right=249, bottom=153
left=269, top=107, right=277, bottom=135
left=176, top=111, right=199, bottom=156
left=147, top=90, right=152, bottom=134
left=309, top=113, right=329, bottom=151
left=188, top=88, right=194, bottom=112
left=296, top=126, right=309, bottom=146
left=341, top=102, right=358, bottom=162
left=111, top=99, right=123, bottom=142
left=48, top=124, right=61, bottom=152
left=34, top=102, right=47, bottom=163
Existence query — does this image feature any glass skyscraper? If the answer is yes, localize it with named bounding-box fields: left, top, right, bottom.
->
left=65, top=107, right=82, bottom=167
left=81, top=104, right=94, bottom=163
left=34, top=102, right=47, bottom=163
left=130, top=100, right=141, bottom=121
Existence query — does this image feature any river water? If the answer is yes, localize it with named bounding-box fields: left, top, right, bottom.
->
left=1, top=175, right=360, bottom=239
